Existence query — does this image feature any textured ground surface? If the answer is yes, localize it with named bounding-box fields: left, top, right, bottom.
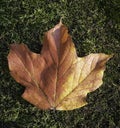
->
left=0, top=0, right=120, bottom=128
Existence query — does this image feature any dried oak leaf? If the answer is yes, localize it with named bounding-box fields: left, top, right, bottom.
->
left=7, top=22, right=112, bottom=110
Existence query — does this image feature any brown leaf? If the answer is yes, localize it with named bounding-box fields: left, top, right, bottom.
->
left=7, top=22, right=112, bottom=110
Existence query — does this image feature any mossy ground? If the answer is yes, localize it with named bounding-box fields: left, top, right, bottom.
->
left=0, top=0, right=120, bottom=128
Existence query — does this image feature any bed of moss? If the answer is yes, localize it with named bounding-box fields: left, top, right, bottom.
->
left=0, top=0, right=120, bottom=128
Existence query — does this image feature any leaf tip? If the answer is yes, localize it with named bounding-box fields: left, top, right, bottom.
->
left=109, top=53, right=114, bottom=58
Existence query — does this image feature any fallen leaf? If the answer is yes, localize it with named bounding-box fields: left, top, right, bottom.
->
left=7, top=22, right=112, bottom=110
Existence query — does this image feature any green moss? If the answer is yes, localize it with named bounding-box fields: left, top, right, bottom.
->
left=0, top=0, right=120, bottom=128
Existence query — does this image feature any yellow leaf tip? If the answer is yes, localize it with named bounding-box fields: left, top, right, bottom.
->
left=110, top=53, right=114, bottom=58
